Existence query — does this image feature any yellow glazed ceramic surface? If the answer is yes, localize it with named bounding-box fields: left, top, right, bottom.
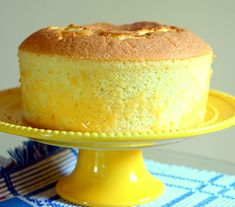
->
left=0, top=88, right=235, bottom=206
left=56, top=150, right=164, bottom=207
left=0, top=88, right=235, bottom=148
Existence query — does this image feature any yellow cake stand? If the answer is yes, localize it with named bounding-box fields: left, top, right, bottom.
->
left=0, top=88, right=235, bottom=207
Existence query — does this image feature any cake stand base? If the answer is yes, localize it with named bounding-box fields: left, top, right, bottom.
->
left=56, top=149, right=164, bottom=207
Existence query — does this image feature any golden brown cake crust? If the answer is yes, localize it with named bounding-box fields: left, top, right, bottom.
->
left=19, top=21, right=212, bottom=60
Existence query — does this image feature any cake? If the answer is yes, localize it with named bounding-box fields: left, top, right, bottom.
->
left=18, top=22, right=213, bottom=133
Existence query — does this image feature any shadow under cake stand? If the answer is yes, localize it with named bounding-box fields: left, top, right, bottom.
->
left=0, top=88, right=235, bottom=207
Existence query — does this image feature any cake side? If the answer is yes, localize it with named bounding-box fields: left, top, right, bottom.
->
left=19, top=51, right=213, bottom=132
left=19, top=22, right=212, bottom=61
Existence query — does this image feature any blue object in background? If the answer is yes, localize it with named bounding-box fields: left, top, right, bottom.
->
left=0, top=197, right=32, bottom=207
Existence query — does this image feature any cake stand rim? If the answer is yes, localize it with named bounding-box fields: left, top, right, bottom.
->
left=0, top=87, right=234, bottom=145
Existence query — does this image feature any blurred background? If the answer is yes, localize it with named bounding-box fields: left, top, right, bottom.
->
left=0, top=0, right=234, bottom=171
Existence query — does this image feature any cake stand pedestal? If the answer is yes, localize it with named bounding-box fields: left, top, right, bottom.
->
left=56, top=149, right=163, bottom=206
left=0, top=88, right=235, bottom=206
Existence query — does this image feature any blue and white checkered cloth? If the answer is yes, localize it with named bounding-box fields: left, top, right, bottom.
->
left=0, top=141, right=235, bottom=207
